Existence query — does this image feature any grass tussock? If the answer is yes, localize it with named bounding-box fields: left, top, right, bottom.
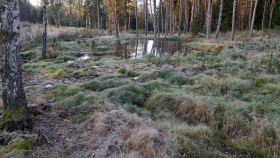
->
left=20, top=29, right=280, bottom=157
left=45, top=69, right=69, bottom=78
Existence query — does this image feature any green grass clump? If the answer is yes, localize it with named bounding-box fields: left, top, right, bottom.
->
left=255, top=74, right=278, bottom=86
left=142, top=80, right=174, bottom=91
left=138, top=68, right=189, bottom=85
left=22, top=62, right=49, bottom=75
left=81, top=80, right=103, bottom=91
left=98, top=74, right=124, bottom=81
left=96, top=47, right=110, bottom=51
left=159, top=68, right=189, bottom=85
left=65, top=85, right=82, bottom=96
left=104, top=84, right=148, bottom=106
left=43, top=66, right=56, bottom=74
left=117, top=68, right=140, bottom=77
left=56, top=92, right=89, bottom=112
left=182, top=141, right=200, bottom=158
left=45, top=69, right=69, bottom=78
left=138, top=71, right=161, bottom=82
left=52, top=84, right=68, bottom=97
left=126, top=70, right=140, bottom=77
left=145, top=92, right=184, bottom=112
left=193, top=75, right=253, bottom=95
left=91, top=40, right=96, bottom=49
left=52, top=84, right=81, bottom=97
left=81, top=79, right=131, bottom=91
left=117, top=68, right=127, bottom=74
left=56, top=56, right=77, bottom=62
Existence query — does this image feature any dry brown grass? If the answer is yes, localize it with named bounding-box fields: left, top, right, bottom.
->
left=20, top=22, right=110, bottom=44
left=176, top=96, right=213, bottom=125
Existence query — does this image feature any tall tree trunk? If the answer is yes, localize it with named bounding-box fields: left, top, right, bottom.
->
left=42, top=0, right=47, bottom=58
left=109, top=0, right=119, bottom=38
left=183, top=0, right=189, bottom=34
left=150, top=0, right=155, bottom=29
left=169, top=0, right=173, bottom=36
left=69, top=2, right=72, bottom=27
left=145, top=0, right=148, bottom=36
left=268, top=0, right=275, bottom=29
left=0, top=0, right=31, bottom=131
left=204, top=0, right=207, bottom=27
left=262, top=0, right=268, bottom=30
left=115, top=0, right=118, bottom=37
left=78, top=2, right=81, bottom=27
left=136, top=0, right=138, bottom=36
left=231, top=0, right=237, bottom=41
left=157, top=0, right=161, bottom=37
left=165, top=0, right=169, bottom=37
left=135, top=40, right=138, bottom=58
left=237, top=0, right=243, bottom=31
left=125, top=0, right=128, bottom=31
left=154, top=0, right=157, bottom=38
left=206, top=0, right=212, bottom=40
left=128, top=12, right=131, bottom=30
left=97, top=0, right=101, bottom=30
left=249, top=0, right=258, bottom=38
left=178, top=0, right=183, bottom=36
left=161, top=0, right=164, bottom=36
left=190, top=0, right=195, bottom=24
left=248, top=0, right=253, bottom=30
left=215, top=0, right=223, bottom=39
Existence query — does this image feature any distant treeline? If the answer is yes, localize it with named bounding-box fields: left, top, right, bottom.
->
left=18, top=0, right=280, bottom=33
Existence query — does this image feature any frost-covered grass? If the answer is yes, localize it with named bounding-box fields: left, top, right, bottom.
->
left=18, top=33, right=280, bottom=157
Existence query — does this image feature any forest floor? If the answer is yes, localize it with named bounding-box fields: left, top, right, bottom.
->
left=1, top=26, right=280, bottom=158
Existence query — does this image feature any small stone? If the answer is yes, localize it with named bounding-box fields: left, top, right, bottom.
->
left=48, top=99, right=56, bottom=103
left=44, top=84, right=53, bottom=88
left=91, top=66, right=99, bottom=69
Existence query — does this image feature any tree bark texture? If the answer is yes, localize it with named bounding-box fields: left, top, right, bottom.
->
left=0, top=0, right=31, bottom=132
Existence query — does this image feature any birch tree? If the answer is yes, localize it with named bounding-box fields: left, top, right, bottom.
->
left=0, top=0, right=32, bottom=131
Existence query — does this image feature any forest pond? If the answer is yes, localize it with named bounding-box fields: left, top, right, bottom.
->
left=89, top=39, right=192, bottom=59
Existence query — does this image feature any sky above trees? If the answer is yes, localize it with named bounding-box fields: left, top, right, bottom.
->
left=30, top=0, right=40, bottom=6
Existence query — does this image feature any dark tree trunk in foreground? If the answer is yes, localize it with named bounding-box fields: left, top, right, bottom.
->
left=42, top=0, right=47, bottom=58
left=249, top=0, right=258, bottom=38
left=136, top=0, right=138, bottom=36
left=0, top=0, right=31, bottom=132
left=215, top=0, right=223, bottom=39
left=231, top=0, right=237, bottom=41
